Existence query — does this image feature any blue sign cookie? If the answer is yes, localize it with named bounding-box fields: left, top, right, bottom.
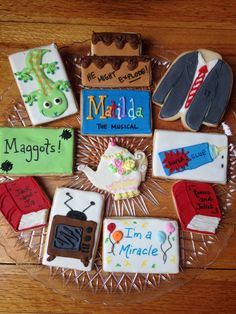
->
left=81, top=89, right=152, bottom=136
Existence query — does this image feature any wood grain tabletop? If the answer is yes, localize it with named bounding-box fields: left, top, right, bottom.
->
left=0, top=1, right=236, bottom=313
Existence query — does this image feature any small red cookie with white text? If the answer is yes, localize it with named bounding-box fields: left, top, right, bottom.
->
left=0, top=177, right=50, bottom=231
left=172, top=181, right=221, bottom=234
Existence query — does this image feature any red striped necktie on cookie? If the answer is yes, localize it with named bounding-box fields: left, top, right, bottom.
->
left=184, top=65, right=208, bottom=109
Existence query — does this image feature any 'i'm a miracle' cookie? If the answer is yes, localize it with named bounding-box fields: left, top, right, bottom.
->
left=103, top=217, right=179, bottom=274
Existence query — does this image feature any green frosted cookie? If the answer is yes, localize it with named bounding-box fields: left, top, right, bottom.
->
left=0, top=127, right=74, bottom=175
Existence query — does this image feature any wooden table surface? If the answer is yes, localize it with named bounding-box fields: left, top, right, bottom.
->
left=0, top=1, right=236, bottom=313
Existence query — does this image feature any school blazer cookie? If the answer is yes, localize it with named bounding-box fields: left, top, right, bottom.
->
left=152, top=49, right=233, bottom=131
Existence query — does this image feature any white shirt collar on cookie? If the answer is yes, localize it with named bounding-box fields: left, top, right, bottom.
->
left=179, top=52, right=219, bottom=115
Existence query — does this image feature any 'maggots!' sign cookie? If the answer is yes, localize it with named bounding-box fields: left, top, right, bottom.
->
left=81, top=89, right=152, bottom=136
left=0, top=127, right=74, bottom=175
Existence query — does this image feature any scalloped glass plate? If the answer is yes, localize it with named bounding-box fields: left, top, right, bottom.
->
left=0, top=41, right=235, bottom=304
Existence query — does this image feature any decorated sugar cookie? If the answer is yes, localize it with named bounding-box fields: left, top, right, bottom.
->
left=81, top=89, right=152, bottom=136
left=152, top=49, right=233, bottom=131
left=152, top=130, right=228, bottom=184
left=172, top=181, right=221, bottom=234
left=0, top=127, right=74, bottom=176
left=9, top=43, right=78, bottom=125
left=42, top=188, right=104, bottom=271
left=80, top=56, right=151, bottom=88
left=103, top=217, right=179, bottom=274
left=91, top=32, right=142, bottom=56
left=0, top=177, right=50, bottom=231
left=78, top=140, right=148, bottom=200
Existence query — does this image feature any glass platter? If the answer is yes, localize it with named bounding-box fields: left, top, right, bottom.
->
left=0, top=41, right=235, bottom=304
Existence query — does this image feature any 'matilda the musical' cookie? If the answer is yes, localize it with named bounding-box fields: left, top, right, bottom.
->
left=81, top=89, right=152, bottom=136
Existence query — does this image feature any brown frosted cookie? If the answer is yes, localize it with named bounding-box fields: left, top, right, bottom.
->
left=91, top=32, right=142, bottom=56
left=79, top=56, right=151, bottom=87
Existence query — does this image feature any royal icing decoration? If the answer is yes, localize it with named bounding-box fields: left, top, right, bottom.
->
left=172, top=181, right=221, bottom=234
left=152, top=49, right=233, bottom=131
left=42, top=188, right=104, bottom=271
left=0, top=177, right=50, bottom=231
left=80, top=56, right=151, bottom=87
left=0, top=127, right=74, bottom=176
left=103, top=217, right=179, bottom=274
left=9, top=44, right=78, bottom=125
left=153, top=130, right=228, bottom=184
left=91, top=32, right=142, bottom=56
left=78, top=140, right=147, bottom=200
left=81, top=89, right=152, bottom=136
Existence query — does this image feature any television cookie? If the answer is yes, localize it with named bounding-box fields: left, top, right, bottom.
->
left=80, top=56, right=151, bottom=88
left=91, top=32, right=142, bottom=56
left=78, top=140, right=148, bottom=200
left=9, top=43, right=78, bottom=125
left=0, top=177, right=50, bottom=231
left=0, top=127, right=74, bottom=176
left=81, top=89, right=152, bottom=136
left=42, top=188, right=104, bottom=271
left=152, top=130, right=228, bottom=184
left=152, top=49, right=233, bottom=131
left=103, top=217, right=179, bottom=274
left=172, top=181, right=221, bottom=234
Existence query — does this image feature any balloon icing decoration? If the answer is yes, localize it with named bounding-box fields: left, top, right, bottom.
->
left=103, top=218, right=179, bottom=274
left=165, top=222, right=176, bottom=235
left=157, top=231, right=166, bottom=244
left=107, top=222, right=123, bottom=255
left=107, top=222, right=116, bottom=233
left=112, top=230, right=123, bottom=243
left=158, top=222, right=176, bottom=264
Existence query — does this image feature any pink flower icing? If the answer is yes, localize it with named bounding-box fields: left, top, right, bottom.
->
left=114, top=159, right=122, bottom=167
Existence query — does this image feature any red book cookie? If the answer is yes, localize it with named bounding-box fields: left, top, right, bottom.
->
left=0, top=177, right=50, bottom=231
left=172, top=181, right=221, bottom=234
